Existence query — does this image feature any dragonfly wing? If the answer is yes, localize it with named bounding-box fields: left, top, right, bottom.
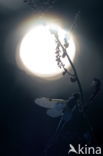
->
left=34, top=97, right=66, bottom=109
left=46, top=102, right=66, bottom=118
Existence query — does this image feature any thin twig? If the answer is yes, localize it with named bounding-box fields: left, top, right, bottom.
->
left=56, top=37, right=84, bottom=110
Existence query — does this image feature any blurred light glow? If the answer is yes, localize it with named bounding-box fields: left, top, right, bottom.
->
left=19, top=24, right=76, bottom=78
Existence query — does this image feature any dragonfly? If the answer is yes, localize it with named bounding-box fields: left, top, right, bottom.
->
left=35, top=93, right=80, bottom=155
left=35, top=93, right=80, bottom=119
left=34, top=78, right=101, bottom=155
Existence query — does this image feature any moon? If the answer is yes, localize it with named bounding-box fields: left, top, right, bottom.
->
left=19, top=24, right=76, bottom=79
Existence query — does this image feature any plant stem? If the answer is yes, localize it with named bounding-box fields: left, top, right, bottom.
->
left=57, top=38, right=84, bottom=110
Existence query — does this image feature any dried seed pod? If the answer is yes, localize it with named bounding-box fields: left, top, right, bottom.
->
left=56, top=58, right=61, bottom=62
left=56, top=54, right=61, bottom=59
left=64, top=38, right=69, bottom=47
left=55, top=50, right=60, bottom=54
left=64, top=42, right=69, bottom=48
left=62, top=52, right=66, bottom=58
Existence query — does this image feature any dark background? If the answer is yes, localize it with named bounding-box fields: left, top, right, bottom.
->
left=0, top=0, right=103, bottom=155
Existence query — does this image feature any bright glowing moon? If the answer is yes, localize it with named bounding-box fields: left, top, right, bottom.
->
left=19, top=24, right=76, bottom=78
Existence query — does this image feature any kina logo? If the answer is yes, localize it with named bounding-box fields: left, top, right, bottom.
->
left=68, top=144, right=102, bottom=155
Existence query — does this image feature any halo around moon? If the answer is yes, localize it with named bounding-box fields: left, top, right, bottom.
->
left=19, top=23, right=76, bottom=79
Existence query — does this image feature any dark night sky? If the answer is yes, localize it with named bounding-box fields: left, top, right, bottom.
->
left=0, top=0, right=103, bottom=156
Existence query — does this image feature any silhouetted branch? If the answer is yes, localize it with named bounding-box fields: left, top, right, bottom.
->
left=51, top=30, right=84, bottom=111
